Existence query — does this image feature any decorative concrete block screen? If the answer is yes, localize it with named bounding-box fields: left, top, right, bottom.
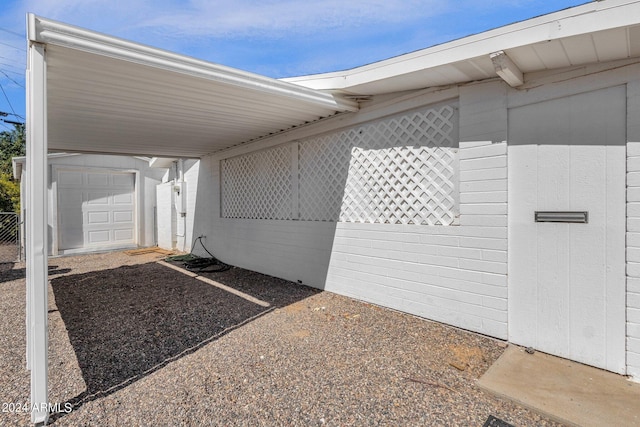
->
left=298, top=132, right=352, bottom=221
left=221, top=144, right=294, bottom=220
left=300, top=104, right=459, bottom=224
left=221, top=102, right=459, bottom=224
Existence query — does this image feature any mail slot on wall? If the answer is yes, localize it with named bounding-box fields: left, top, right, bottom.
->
left=534, top=211, right=588, bottom=223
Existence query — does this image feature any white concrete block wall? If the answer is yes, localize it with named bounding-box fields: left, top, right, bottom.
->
left=189, top=157, right=217, bottom=255
left=193, top=68, right=640, bottom=376
left=156, top=182, right=174, bottom=250
left=142, top=176, right=158, bottom=246
left=459, top=81, right=507, bottom=143
left=324, top=141, right=508, bottom=338
left=205, top=154, right=336, bottom=285
left=627, top=79, right=640, bottom=379
left=176, top=159, right=200, bottom=252
left=200, top=85, right=510, bottom=339
left=627, top=142, right=640, bottom=378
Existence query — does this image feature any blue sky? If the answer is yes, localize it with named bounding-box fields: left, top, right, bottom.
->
left=0, top=0, right=590, bottom=131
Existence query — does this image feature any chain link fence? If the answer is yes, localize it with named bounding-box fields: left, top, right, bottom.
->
left=0, top=212, right=21, bottom=263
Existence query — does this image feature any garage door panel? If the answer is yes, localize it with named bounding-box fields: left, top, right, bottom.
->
left=57, top=169, right=136, bottom=251
left=113, top=193, right=133, bottom=204
left=88, top=230, right=110, bottom=244
left=113, top=229, right=134, bottom=241
left=59, top=190, right=83, bottom=205
left=59, top=228, right=84, bottom=250
left=59, top=171, right=84, bottom=187
left=87, top=172, right=109, bottom=186
left=112, top=174, right=134, bottom=186
left=86, top=192, right=110, bottom=205
left=113, top=211, right=133, bottom=223
left=87, top=211, right=109, bottom=224
left=58, top=207, right=83, bottom=224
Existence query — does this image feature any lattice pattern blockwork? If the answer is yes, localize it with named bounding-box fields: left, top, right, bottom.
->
left=221, top=103, right=459, bottom=225
left=298, top=132, right=353, bottom=221
left=221, top=144, right=293, bottom=220
left=299, top=104, right=459, bottom=225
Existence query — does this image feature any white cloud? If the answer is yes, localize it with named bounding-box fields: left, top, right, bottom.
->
left=19, top=0, right=453, bottom=38
left=136, top=0, right=447, bottom=37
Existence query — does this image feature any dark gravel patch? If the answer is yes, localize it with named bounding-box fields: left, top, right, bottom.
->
left=0, top=251, right=565, bottom=426
left=175, top=262, right=322, bottom=308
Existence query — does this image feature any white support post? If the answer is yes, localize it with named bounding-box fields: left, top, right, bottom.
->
left=27, top=37, right=49, bottom=425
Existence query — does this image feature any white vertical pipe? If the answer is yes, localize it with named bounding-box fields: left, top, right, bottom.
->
left=27, top=23, right=49, bottom=425
left=176, top=159, right=186, bottom=250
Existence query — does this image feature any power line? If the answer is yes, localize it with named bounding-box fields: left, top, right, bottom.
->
left=0, top=55, right=25, bottom=67
left=0, top=111, right=23, bottom=126
left=0, top=81, right=18, bottom=119
left=0, top=64, right=23, bottom=75
left=0, top=40, right=25, bottom=52
left=0, top=27, right=23, bottom=39
left=0, top=70, right=24, bottom=88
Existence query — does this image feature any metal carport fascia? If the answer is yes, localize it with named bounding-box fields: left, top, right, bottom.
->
left=25, top=13, right=358, bottom=425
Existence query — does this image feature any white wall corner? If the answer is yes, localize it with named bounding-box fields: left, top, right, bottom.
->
left=628, top=80, right=640, bottom=143
left=627, top=141, right=640, bottom=378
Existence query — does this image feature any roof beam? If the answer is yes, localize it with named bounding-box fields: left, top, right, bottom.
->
left=490, top=51, right=524, bottom=87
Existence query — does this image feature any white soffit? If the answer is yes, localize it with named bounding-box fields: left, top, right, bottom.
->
left=149, top=157, right=178, bottom=168
left=29, top=15, right=358, bottom=158
left=284, top=0, right=640, bottom=95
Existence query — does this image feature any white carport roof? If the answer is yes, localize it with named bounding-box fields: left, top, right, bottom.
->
left=24, top=1, right=640, bottom=424
left=32, top=1, right=640, bottom=159
left=30, top=16, right=359, bottom=158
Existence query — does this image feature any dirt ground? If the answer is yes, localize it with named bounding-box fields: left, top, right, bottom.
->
left=0, top=250, right=563, bottom=426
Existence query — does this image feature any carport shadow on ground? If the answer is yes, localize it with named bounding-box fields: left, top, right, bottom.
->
left=49, top=261, right=320, bottom=421
left=0, top=263, right=70, bottom=283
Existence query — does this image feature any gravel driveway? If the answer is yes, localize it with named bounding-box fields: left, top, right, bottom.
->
left=0, top=251, right=562, bottom=426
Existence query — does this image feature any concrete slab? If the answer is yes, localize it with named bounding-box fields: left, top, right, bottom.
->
left=478, top=345, right=640, bottom=427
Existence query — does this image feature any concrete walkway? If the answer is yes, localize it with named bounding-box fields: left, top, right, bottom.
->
left=478, top=345, right=640, bottom=427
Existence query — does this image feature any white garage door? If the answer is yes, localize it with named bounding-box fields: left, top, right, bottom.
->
left=57, top=168, right=136, bottom=252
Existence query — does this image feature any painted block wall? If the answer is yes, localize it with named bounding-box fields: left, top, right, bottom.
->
left=175, top=160, right=200, bottom=252
left=206, top=151, right=338, bottom=285
left=324, top=140, right=508, bottom=338
left=155, top=159, right=209, bottom=253
left=322, top=81, right=508, bottom=338
left=627, top=79, right=640, bottom=379
left=190, top=62, right=640, bottom=376
left=200, top=83, right=509, bottom=339
left=156, top=181, right=175, bottom=250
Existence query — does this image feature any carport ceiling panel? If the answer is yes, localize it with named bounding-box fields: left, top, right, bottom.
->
left=45, top=46, right=346, bottom=157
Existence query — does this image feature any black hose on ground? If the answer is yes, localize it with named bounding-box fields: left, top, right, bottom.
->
left=166, top=236, right=231, bottom=273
